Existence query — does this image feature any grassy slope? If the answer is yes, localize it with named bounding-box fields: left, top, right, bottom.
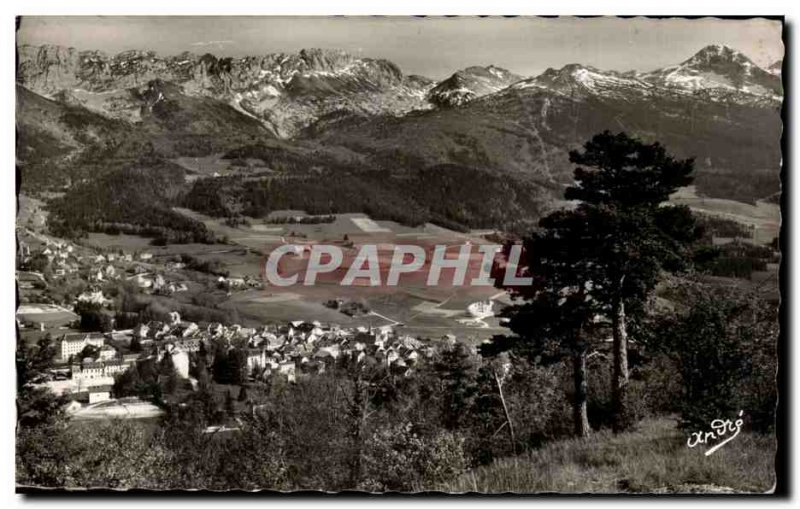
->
left=436, top=418, right=775, bottom=494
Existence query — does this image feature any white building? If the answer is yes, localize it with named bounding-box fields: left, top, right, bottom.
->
left=246, top=349, right=267, bottom=373
left=60, top=333, right=105, bottom=361
left=88, top=387, right=112, bottom=404
left=71, top=359, right=128, bottom=384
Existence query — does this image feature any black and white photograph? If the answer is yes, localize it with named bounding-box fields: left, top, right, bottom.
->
left=8, top=9, right=792, bottom=497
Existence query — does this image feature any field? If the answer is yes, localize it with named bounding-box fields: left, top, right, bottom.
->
left=16, top=194, right=49, bottom=230
left=77, top=185, right=783, bottom=343
left=172, top=153, right=279, bottom=182
left=670, top=186, right=780, bottom=245
left=438, top=417, right=776, bottom=494
left=83, top=232, right=155, bottom=251
left=58, top=183, right=784, bottom=343
left=71, top=209, right=514, bottom=340
left=16, top=303, right=78, bottom=328
left=81, top=233, right=265, bottom=279
left=167, top=208, right=514, bottom=340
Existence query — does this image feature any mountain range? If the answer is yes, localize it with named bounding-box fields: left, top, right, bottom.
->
left=18, top=44, right=782, bottom=133
left=16, top=43, right=784, bottom=234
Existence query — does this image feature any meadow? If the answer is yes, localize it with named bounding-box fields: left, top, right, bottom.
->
left=438, top=417, right=776, bottom=494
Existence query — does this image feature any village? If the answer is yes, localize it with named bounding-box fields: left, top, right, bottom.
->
left=31, top=313, right=438, bottom=415
left=15, top=225, right=468, bottom=424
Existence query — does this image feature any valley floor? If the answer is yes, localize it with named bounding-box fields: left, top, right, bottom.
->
left=435, top=417, right=776, bottom=494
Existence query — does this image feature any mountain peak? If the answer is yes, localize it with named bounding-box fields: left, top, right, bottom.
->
left=512, top=63, right=650, bottom=99
left=639, top=44, right=782, bottom=98
left=693, top=43, right=735, bottom=55
left=427, top=65, right=522, bottom=107
left=681, top=44, right=757, bottom=70
left=767, top=59, right=782, bottom=76
left=297, top=47, right=355, bottom=70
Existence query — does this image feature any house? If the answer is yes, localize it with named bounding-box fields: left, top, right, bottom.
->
left=130, top=274, right=152, bottom=289
left=246, top=349, right=268, bottom=373
left=263, top=334, right=285, bottom=351
left=398, top=336, right=423, bottom=350
left=77, top=290, right=113, bottom=307
left=145, top=321, right=170, bottom=339
left=122, top=353, right=142, bottom=364
left=174, top=321, right=199, bottom=338
left=132, top=323, right=149, bottom=339
left=217, top=276, right=246, bottom=291
left=98, top=345, right=118, bottom=361
left=314, top=344, right=340, bottom=360
left=72, top=359, right=128, bottom=383
left=171, top=338, right=201, bottom=353
left=161, top=346, right=191, bottom=379
left=88, top=385, right=113, bottom=404
left=153, top=274, right=167, bottom=291
left=278, top=361, right=296, bottom=382
left=167, top=311, right=181, bottom=325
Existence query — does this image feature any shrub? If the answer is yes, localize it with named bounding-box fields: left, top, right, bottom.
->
left=359, top=422, right=468, bottom=492
left=646, top=280, right=778, bottom=432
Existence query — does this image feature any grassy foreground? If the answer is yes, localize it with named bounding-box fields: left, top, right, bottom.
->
left=437, top=418, right=776, bottom=494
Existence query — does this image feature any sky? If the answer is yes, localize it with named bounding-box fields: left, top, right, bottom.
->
left=17, top=16, right=784, bottom=79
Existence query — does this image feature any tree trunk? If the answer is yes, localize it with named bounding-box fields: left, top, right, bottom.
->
left=611, top=295, right=630, bottom=433
left=493, top=369, right=517, bottom=453
left=573, top=347, right=590, bottom=438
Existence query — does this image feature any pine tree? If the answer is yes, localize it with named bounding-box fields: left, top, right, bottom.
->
left=434, top=342, right=479, bottom=430
left=160, top=352, right=179, bottom=395
left=489, top=206, right=606, bottom=437
left=194, top=357, right=211, bottom=392
left=564, top=131, right=700, bottom=431
left=211, top=345, right=231, bottom=384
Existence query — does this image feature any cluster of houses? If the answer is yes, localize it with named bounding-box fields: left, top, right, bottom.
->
left=216, top=275, right=262, bottom=292
left=76, top=289, right=114, bottom=307
left=37, top=312, right=440, bottom=408
left=130, top=312, right=435, bottom=381
left=18, top=229, right=156, bottom=283
left=17, top=228, right=194, bottom=312
left=128, top=272, right=189, bottom=295
left=18, top=234, right=155, bottom=282
left=242, top=321, right=432, bottom=382
left=23, top=239, right=81, bottom=278
left=18, top=229, right=439, bottom=414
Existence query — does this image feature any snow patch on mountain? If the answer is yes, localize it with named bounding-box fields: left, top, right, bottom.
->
left=17, top=45, right=436, bottom=138
left=428, top=65, right=523, bottom=107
